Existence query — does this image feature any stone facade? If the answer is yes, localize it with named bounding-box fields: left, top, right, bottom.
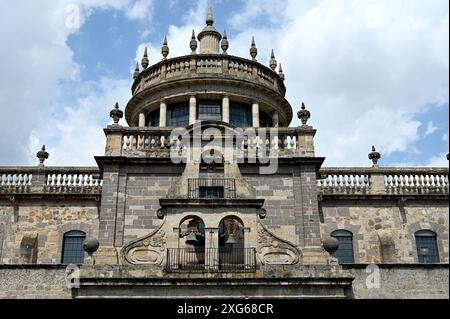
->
left=0, top=7, right=448, bottom=299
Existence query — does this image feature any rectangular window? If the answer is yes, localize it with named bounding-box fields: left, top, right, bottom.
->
left=416, top=236, right=439, bottom=263
left=167, top=104, right=189, bottom=127
left=334, top=236, right=354, bottom=264
left=197, top=101, right=222, bottom=121
left=199, top=186, right=224, bottom=199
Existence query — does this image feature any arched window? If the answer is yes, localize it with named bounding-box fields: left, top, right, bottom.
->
left=61, top=230, right=86, bottom=265
left=331, top=230, right=354, bottom=264
left=415, top=230, right=439, bottom=264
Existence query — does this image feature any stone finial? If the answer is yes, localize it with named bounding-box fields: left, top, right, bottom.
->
left=269, top=49, right=277, bottom=71
left=141, top=47, right=149, bottom=69
left=133, top=62, right=140, bottom=80
left=36, top=145, right=49, bottom=166
left=297, top=102, right=311, bottom=126
left=206, top=6, right=214, bottom=26
left=221, top=30, right=229, bottom=54
left=83, top=238, right=100, bottom=265
left=161, top=36, right=169, bottom=60
left=322, top=237, right=340, bottom=256
left=278, top=64, right=285, bottom=81
left=250, top=36, right=258, bottom=61
left=110, top=102, right=124, bottom=125
left=369, top=146, right=381, bottom=167
left=447, top=153, right=449, bottom=161
left=190, top=30, right=198, bottom=54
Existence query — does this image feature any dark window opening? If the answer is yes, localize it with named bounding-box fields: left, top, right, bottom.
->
left=197, top=100, right=222, bottom=121
left=331, top=230, right=355, bottom=264
left=259, top=111, right=273, bottom=128
left=199, top=186, right=224, bottom=199
left=415, top=230, right=439, bottom=264
left=230, top=103, right=252, bottom=128
left=146, top=110, right=160, bottom=127
left=61, top=230, right=86, bottom=265
left=167, top=103, right=189, bottom=127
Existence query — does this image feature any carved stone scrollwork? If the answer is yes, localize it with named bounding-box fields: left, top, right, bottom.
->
left=121, top=217, right=167, bottom=265
left=257, top=218, right=302, bottom=265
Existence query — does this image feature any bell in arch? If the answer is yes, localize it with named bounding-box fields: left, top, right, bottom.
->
left=225, top=233, right=238, bottom=245
left=185, top=232, right=199, bottom=246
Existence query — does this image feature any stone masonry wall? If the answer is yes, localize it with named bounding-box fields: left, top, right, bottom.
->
left=320, top=199, right=449, bottom=264
left=0, top=266, right=72, bottom=299
left=0, top=199, right=99, bottom=264
left=344, top=264, right=449, bottom=299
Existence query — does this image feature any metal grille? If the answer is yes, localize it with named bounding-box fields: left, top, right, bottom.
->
left=61, top=231, right=86, bottom=265
left=332, top=230, right=355, bottom=264
left=416, top=231, right=440, bottom=263
left=165, top=248, right=257, bottom=273
left=188, top=179, right=236, bottom=199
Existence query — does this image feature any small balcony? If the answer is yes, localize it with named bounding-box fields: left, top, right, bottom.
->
left=165, top=248, right=257, bottom=274
left=188, top=178, right=236, bottom=199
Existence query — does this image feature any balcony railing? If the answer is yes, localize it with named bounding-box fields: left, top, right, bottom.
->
left=165, top=248, right=257, bottom=273
left=105, top=126, right=314, bottom=158
left=0, top=167, right=102, bottom=195
left=318, top=167, right=449, bottom=196
left=188, top=178, right=236, bottom=199
left=132, top=54, right=286, bottom=97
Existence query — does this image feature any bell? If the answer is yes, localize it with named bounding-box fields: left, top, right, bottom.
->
left=185, top=232, right=198, bottom=246
left=225, top=234, right=238, bottom=245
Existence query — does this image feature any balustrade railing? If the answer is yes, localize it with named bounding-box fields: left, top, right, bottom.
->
left=133, top=54, right=285, bottom=97
left=188, top=178, right=236, bottom=199
left=0, top=167, right=101, bottom=195
left=113, top=127, right=302, bottom=157
left=318, top=168, right=449, bottom=196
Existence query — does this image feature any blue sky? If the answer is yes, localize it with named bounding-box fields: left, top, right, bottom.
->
left=0, top=0, right=448, bottom=167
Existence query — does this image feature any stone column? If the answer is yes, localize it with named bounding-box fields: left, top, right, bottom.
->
left=272, top=112, right=279, bottom=128
left=252, top=102, right=260, bottom=128
left=138, top=112, right=146, bottom=127
left=189, top=96, right=197, bottom=125
left=222, top=96, right=230, bottom=124
left=160, top=101, right=167, bottom=128
left=204, top=228, right=219, bottom=272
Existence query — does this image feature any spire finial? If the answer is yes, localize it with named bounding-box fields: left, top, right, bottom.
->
left=133, top=62, right=140, bottom=80
left=297, top=102, right=311, bottom=126
left=141, top=47, right=149, bottom=69
left=37, top=145, right=49, bottom=166
left=190, top=30, right=198, bottom=54
left=369, top=146, right=381, bottom=167
left=250, top=36, right=258, bottom=61
left=206, top=6, right=214, bottom=26
left=221, top=30, right=229, bottom=54
left=110, top=102, right=124, bottom=125
left=161, top=36, right=169, bottom=60
left=270, top=49, right=277, bottom=71
left=278, top=64, right=285, bottom=81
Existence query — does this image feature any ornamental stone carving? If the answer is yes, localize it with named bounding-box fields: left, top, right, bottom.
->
left=121, top=218, right=167, bottom=265
left=257, top=218, right=301, bottom=265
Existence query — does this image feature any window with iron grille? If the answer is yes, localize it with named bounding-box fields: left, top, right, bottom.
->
left=167, top=103, right=189, bottom=127
left=197, top=100, right=222, bottom=121
left=415, top=230, right=439, bottom=264
left=331, top=230, right=354, bottom=264
left=61, top=230, right=86, bottom=265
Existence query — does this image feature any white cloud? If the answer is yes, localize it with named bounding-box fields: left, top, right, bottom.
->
left=426, top=153, right=449, bottom=167
left=425, top=121, right=438, bottom=136
left=229, top=0, right=449, bottom=166
left=0, top=0, right=154, bottom=166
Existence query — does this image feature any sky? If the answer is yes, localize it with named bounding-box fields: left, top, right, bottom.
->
left=0, top=0, right=448, bottom=168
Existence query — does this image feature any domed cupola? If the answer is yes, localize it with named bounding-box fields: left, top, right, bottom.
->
left=197, top=7, right=222, bottom=54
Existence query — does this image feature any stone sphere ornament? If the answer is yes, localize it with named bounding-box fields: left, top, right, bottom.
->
left=83, top=238, right=100, bottom=254
left=322, top=237, right=340, bottom=256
